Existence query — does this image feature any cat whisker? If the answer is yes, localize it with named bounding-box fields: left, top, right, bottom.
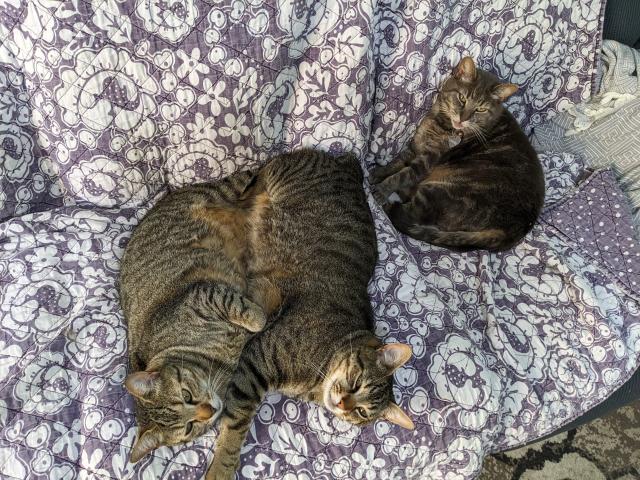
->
left=303, top=359, right=327, bottom=380
left=469, top=124, right=489, bottom=148
left=213, top=362, right=233, bottom=391
left=206, top=360, right=214, bottom=392
left=207, top=362, right=226, bottom=392
left=211, top=364, right=227, bottom=389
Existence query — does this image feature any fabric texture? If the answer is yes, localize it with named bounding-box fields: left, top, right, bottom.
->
left=532, top=40, right=640, bottom=226
left=603, top=0, right=640, bottom=48
left=3, top=2, right=638, bottom=480
left=480, top=400, right=640, bottom=480
left=528, top=361, right=640, bottom=443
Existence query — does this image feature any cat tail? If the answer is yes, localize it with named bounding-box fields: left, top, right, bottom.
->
left=407, top=225, right=509, bottom=252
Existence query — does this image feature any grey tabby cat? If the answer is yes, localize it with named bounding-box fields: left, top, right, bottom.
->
left=119, top=172, right=281, bottom=462
left=371, top=57, right=545, bottom=251
left=206, top=149, right=414, bottom=480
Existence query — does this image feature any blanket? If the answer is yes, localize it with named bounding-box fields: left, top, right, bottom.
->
left=4, top=1, right=638, bottom=480
left=533, top=40, right=640, bottom=227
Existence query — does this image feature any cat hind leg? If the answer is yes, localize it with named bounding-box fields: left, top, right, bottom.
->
left=408, top=226, right=508, bottom=251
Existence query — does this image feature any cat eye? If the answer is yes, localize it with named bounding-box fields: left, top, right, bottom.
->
left=354, top=407, right=367, bottom=418
left=476, top=107, right=487, bottom=113
left=185, top=421, right=194, bottom=436
left=181, top=389, right=192, bottom=403
left=457, top=93, right=466, bottom=104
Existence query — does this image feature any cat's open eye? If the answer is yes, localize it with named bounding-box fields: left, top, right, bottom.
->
left=355, top=407, right=367, bottom=418
left=181, top=389, right=192, bottom=403
left=457, top=93, right=466, bottom=104
left=476, top=106, right=487, bottom=113
left=185, top=421, right=194, bottom=436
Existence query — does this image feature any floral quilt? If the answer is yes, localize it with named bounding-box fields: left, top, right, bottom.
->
left=3, top=1, right=638, bottom=480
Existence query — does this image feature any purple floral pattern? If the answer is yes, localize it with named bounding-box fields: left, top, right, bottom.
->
left=2, top=1, right=635, bottom=480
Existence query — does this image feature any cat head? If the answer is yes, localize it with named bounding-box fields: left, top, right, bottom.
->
left=322, top=340, right=414, bottom=430
left=434, top=56, right=518, bottom=136
left=125, top=359, right=225, bottom=463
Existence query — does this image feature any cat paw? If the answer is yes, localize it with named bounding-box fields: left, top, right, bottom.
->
left=245, top=306, right=267, bottom=333
left=369, top=167, right=388, bottom=185
left=371, top=186, right=390, bottom=207
left=205, top=460, right=238, bottom=480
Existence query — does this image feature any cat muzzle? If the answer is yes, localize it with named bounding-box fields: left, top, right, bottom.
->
left=195, top=403, right=215, bottom=421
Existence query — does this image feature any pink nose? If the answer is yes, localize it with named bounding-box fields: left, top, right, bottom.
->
left=195, top=403, right=215, bottom=421
left=336, top=395, right=355, bottom=412
left=452, top=120, right=463, bottom=129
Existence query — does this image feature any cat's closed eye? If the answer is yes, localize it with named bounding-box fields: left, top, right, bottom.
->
left=476, top=106, right=488, bottom=113
left=185, top=421, right=194, bottom=436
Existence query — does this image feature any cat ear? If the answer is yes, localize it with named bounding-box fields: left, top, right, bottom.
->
left=383, top=402, right=415, bottom=430
left=377, top=343, right=412, bottom=374
left=492, top=83, right=518, bottom=102
left=452, top=56, right=477, bottom=83
left=129, top=427, right=162, bottom=463
left=124, top=371, right=159, bottom=399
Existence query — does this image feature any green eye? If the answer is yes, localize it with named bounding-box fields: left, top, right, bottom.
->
left=185, top=421, right=194, bottom=436
left=476, top=107, right=487, bottom=113
left=355, top=407, right=367, bottom=418
left=181, top=389, right=192, bottom=403
left=457, top=93, right=466, bottom=104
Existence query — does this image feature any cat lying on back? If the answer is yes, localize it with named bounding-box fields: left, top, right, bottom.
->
left=371, top=57, right=545, bottom=251
left=121, top=149, right=414, bottom=475
left=207, top=150, right=414, bottom=480
left=119, top=172, right=280, bottom=462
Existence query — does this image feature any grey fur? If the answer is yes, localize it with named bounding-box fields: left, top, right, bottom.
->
left=119, top=171, right=268, bottom=462
left=371, top=57, right=545, bottom=251
left=206, top=150, right=414, bottom=480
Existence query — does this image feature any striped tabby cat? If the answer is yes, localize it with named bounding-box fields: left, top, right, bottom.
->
left=119, top=172, right=280, bottom=462
left=206, top=150, right=414, bottom=480
left=371, top=57, right=545, bottom=251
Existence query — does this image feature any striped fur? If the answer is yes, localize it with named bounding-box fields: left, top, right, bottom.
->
left=371, top=57, right=545, bottom=252
left=206, top=150, right=413, bottom=480
left=120, top=171, right=272, bottom=462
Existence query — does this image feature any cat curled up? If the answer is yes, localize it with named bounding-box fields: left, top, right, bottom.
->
left=206, top=150, right=414, bottom=480
left=371, top=57, right=545, bottom=251
left=119, top=172, right=281, bottom=462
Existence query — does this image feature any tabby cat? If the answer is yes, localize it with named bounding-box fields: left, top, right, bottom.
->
left=370, top=57, right=545, bottom=251
left=206, top=149, right=414, bottom=480
left=119, top=172, right=280, bottom=462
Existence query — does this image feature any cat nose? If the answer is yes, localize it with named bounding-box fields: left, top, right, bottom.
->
left=195, top=403, right=215, bottom=421
left=337, top=395, right=355, bottom=412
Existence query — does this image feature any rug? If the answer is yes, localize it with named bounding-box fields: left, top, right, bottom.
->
left=480, top=401, right=640, bottom=480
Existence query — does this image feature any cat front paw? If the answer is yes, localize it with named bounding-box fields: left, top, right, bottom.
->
left=205, top=458, right=238, bottom=480
left=369, top=167, right=388, bottom=185
left=371, top=186, right=391, bottom=207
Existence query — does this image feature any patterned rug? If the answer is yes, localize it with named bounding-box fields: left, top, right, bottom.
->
left=480, top=401, right=640, bottom=480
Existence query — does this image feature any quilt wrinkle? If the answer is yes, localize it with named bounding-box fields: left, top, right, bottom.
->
left=2, top=1, right=637, bottom=480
